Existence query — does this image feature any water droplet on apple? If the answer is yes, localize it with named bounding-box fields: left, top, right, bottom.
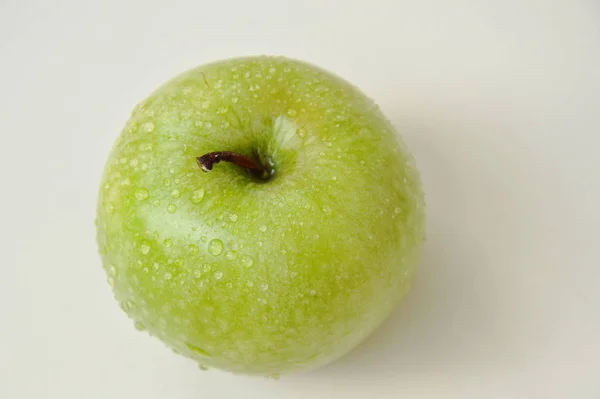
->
left=259, top=225, right=267, bottom=232
left=174, top=258, right=183, bottom=267
left=152, top=199, right=161, bottom=207
left=208, top=239, right=223, bottom=256
left=139, top=143, right=153, bottom=152
left=260, top=283, right=269, bottom=291
left=134, top=321, right=146, bottom=331
left=191, top=188, right=205, bottom=204
left=140, top=121, right=154, bottom=133
left=135, top=188, right=149, bottom=200
left=140, top=244, right=151, bottom=255
left=225, top=250, right=238, bottom=261
left=229, top=213, right=238, bottom=222
left=187, top=343, right=211, bottom=357
left=163, top=178, right=171, bottom=187
left=241, top=255, right=254, bottom=268
left=232, top=97, right=239, bottom=103
left=171, top=189, right=181, bottom=198
left=188, top=244, right=199, bottom=255
left=214, top=271, right=223, bottom=280
left=246, top=281, right=254, bottom=288
left=164, top=272, right=173, bottom=280
left=167, top=204, right=177, bottom=214
left=394, top=207, right=401, bottom=214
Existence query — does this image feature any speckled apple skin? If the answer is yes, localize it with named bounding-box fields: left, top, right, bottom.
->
left=96, top=56, right=425, bottom=376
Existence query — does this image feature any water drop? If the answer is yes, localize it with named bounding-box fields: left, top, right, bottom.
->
left=135, top=188, right=149, bottom=200
left=229, top=213, right=238, bottom=222
left=241, top=255, right=254, bottom=268
left=232, top=97, right=239, bottom=103
left=163, top=178, right=171, bottom=187
left=169, top=168, right=175, bottom=175
left=164, top=272, right=173, bottom=280
left=187, top=343, right=211, bottom=357
left=225, top=250, right=238, bottom=261
left=139, top=143, right=153, bottom=152
left=140, top=244, right=151, bottom=255
left=161, top=238, right=172, bottom=248
left=260, top=283, right=269, bottom=291
left=214, top=271, right=223, bottom=280
left=152, top=199, right=161, bottom=207
left=141, top=121, right=154, bottom=133
left=310, top=289, right=317, bottom=296
left=394, top=207, right=401, bottom=214
left=208, top=239, right=223, bottom=256
left=191, top=188, right=205, bottom=204
left=134, top=321, right=146, bottom=331
left=167, top=204, right=177, bottom=214
left=188, top=244, right=199, bottom=255
left=259, top=225, right=267, bottom=233
left=171, top=189, right=181, bottom=198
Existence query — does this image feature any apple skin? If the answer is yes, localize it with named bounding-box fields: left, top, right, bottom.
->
left=96, top=56, right=425, bottom=376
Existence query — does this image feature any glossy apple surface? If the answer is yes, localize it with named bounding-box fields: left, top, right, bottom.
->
left=96, top=56, right=425, bottom=375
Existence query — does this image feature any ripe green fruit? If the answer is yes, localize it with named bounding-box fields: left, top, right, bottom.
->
left=96, top=56, right=425, bottom=376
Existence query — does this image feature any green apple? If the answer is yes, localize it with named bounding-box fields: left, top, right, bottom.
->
left=96, top=56, right=425, bottom=376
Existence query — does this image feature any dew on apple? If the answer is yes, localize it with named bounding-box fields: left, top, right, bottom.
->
left=225, top=250, right=238, bottom=261
left=107, top=264, right=117, bottom=276
left=140, top=121, right=154, bottom=133
left=171, top=189, right=181, bottom=198
left=167, top=204, right=177, bottom=214
left=214, top=271, right=223, bottom=280
left=134, top=321, right=146, bottom=331
left=260, top=283, right=269, bottom=292
left=191, top=188, right=205, bottom=204
left=188, top=244, right=199, bottom=255
left=135, top=188, right=149, bottom=200
left=152, top=199, right=160, bottom=207
left=228, top=213, right=238, bottom=222
left=208, top=239, right=223, bottom=256
left=139, top=244, right=150, bottom=255
left=163, top=178, right=171, bottom=187
left=240, top=255, right=254, bottom=268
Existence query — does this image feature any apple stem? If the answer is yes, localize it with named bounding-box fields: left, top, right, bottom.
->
left=196, top=151, right=271, bottom=181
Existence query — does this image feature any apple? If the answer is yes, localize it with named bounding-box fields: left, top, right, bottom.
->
left=96, top=56, right=425, bottom=376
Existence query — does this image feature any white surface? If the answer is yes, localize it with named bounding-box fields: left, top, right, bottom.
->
left=1, top=1, right=599, bottom=398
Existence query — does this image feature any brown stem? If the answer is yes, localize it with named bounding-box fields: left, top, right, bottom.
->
left=196, top=151, right=271, bottom=181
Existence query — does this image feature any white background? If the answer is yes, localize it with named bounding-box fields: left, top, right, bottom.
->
left=1, top=1, right=599, bottom=398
